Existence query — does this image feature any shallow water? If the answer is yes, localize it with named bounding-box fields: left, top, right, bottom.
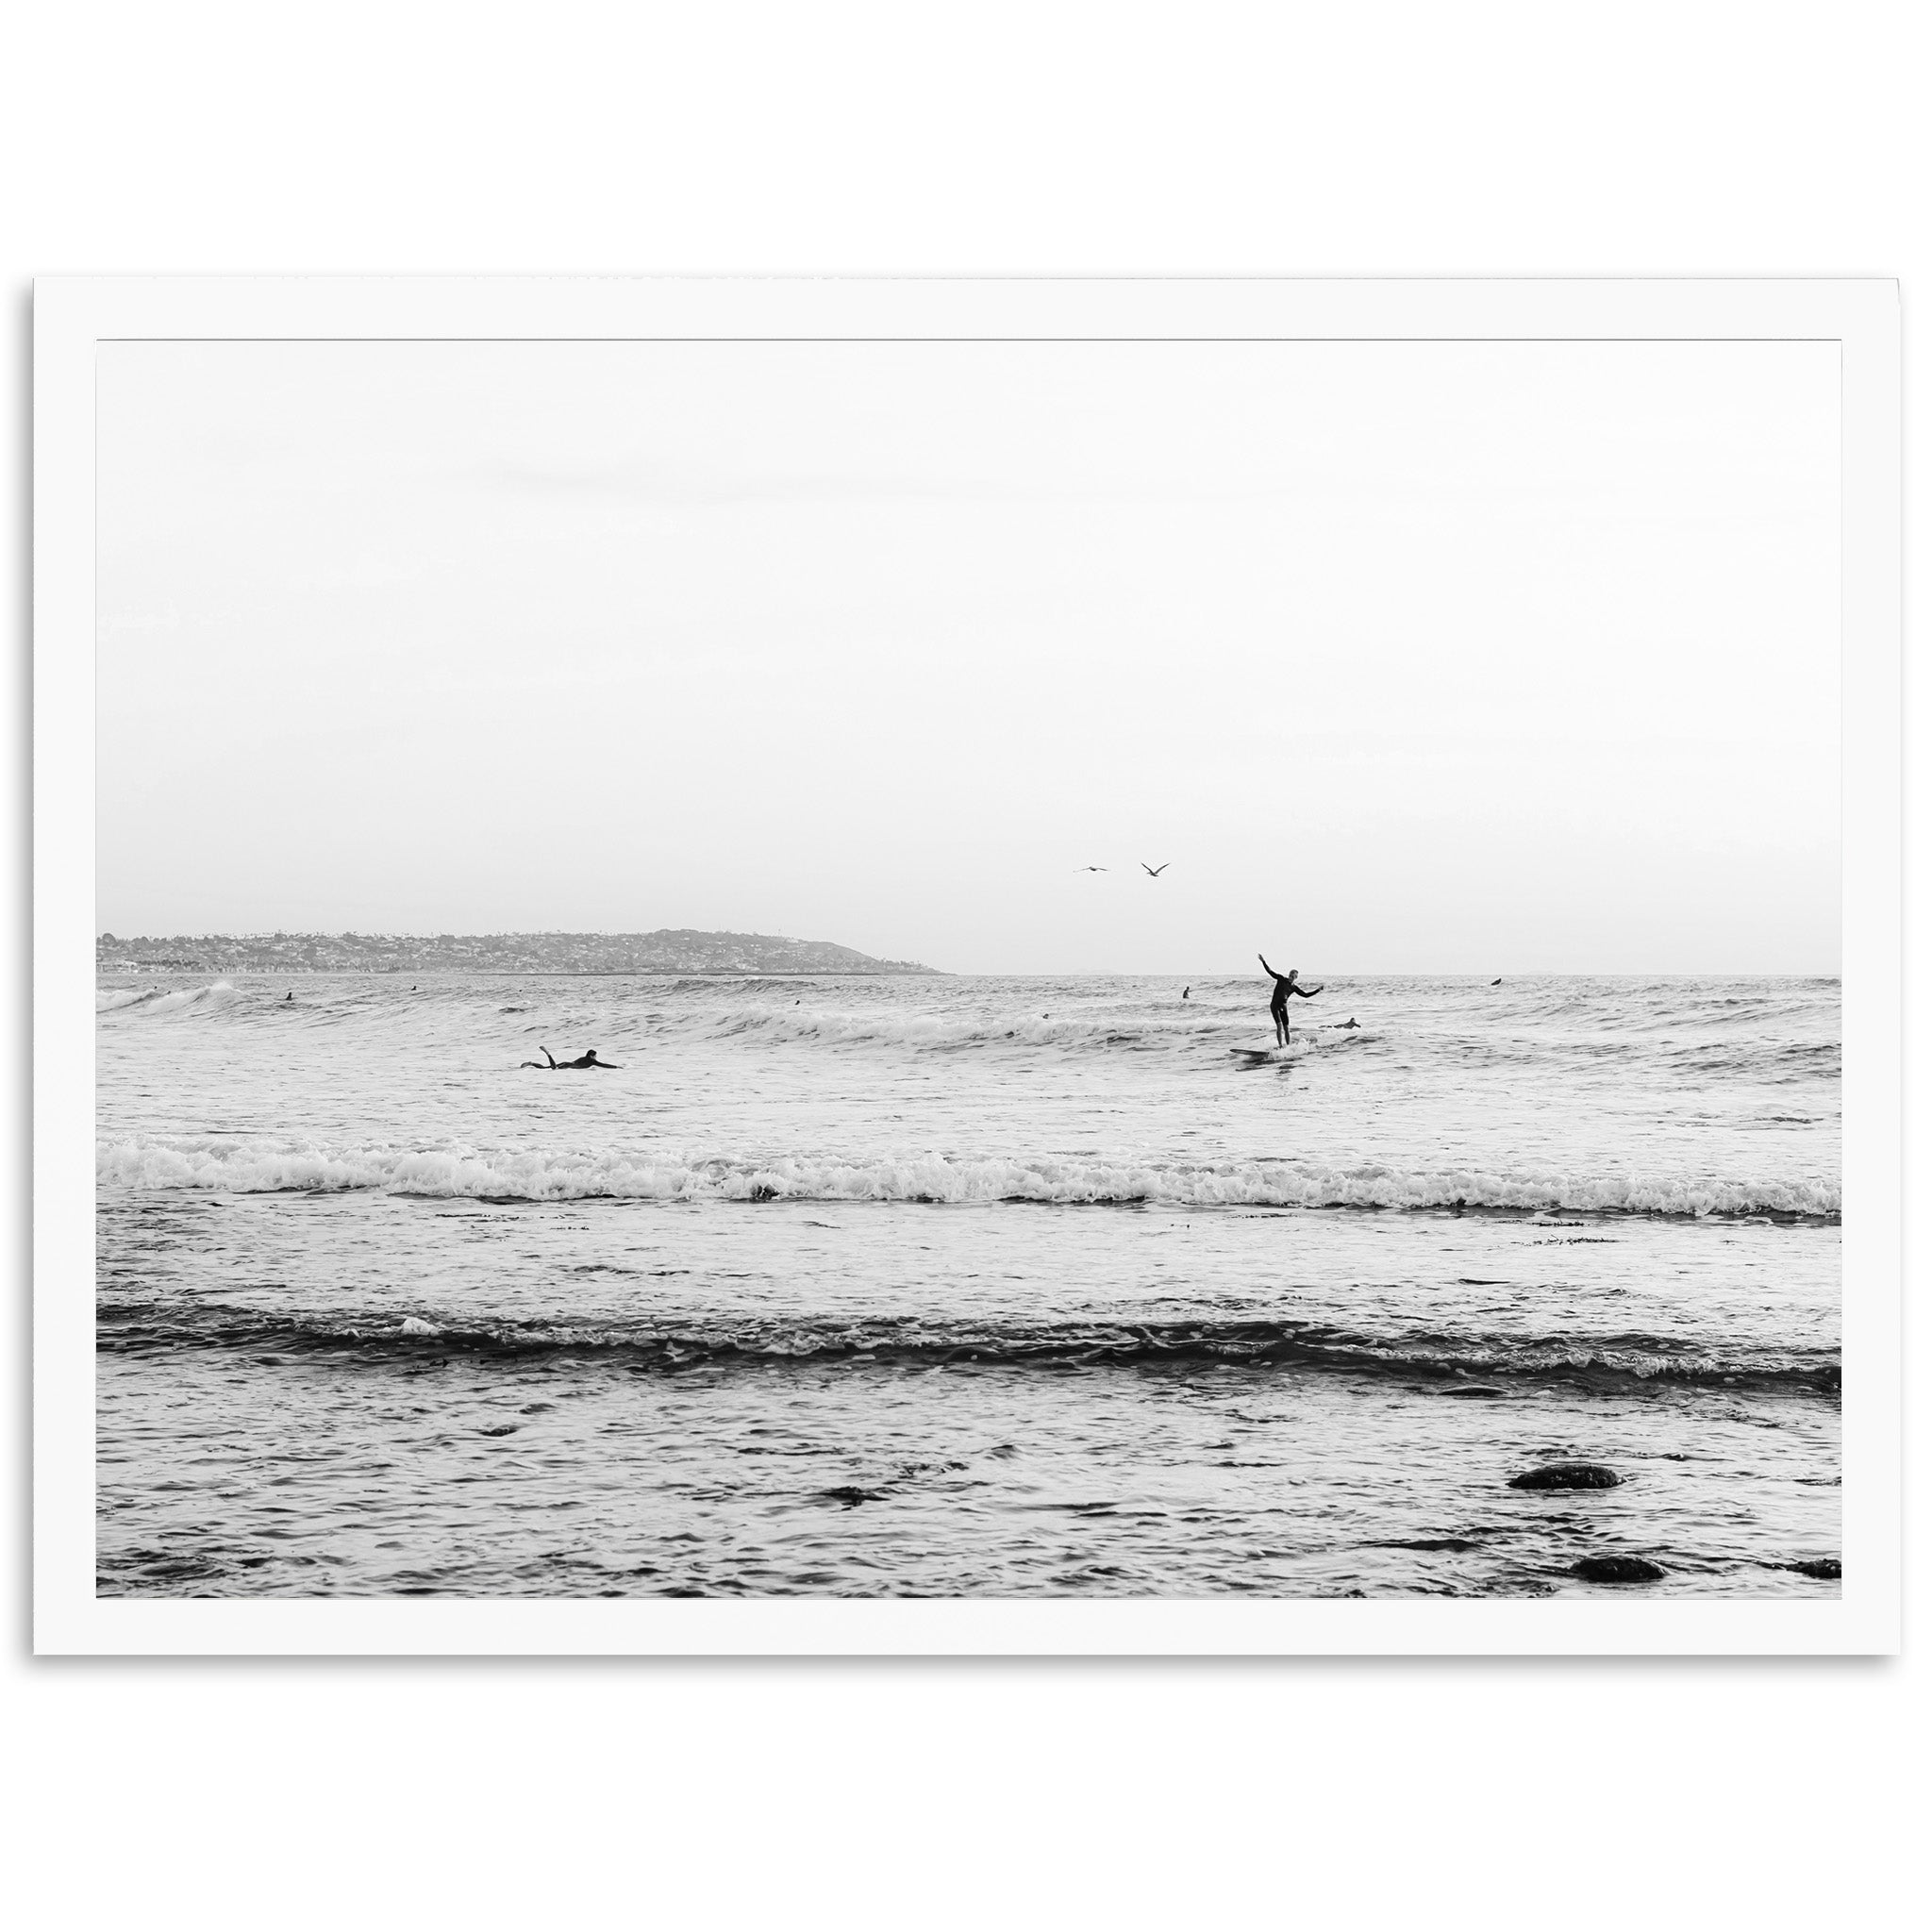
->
left=96, top=972, right=1841, bottom=1598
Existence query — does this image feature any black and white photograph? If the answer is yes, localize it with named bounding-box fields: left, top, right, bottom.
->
left=82, top=308, right=1858, bottom=1611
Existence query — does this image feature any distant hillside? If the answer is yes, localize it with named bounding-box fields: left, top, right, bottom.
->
left=95, top=929, right=941, bottom=976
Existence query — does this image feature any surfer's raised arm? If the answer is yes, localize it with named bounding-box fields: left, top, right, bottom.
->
left=1261, top=955, right=1319, bottom=992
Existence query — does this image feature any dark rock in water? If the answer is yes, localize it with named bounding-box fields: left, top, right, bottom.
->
left=1441, top=1386, right=1504, bottom=1399
left=1571, top=1555, right=1666, bottom=1584
left=1509, top=1460, right=1622, bottom=1491
left=1789, top=1557, right=1841, bottom=1579
left=476, top=1424, right=518, bottom=1437
left=820, top=1485, right=887, bottom=1507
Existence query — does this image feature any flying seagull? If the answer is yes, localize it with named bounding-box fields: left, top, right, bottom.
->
left=1141, top=862, right=1170, bottom=877
left=1074, top=865, right=1108, bottom=872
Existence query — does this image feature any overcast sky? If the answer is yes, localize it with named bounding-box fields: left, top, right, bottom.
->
left=96, top=338, right=1840, bottom=974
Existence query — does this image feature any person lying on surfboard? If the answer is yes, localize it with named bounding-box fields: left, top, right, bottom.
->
left=521, top=1047, right=621, bottom=1069
left=1258, top=957, right=1324, bottom=1046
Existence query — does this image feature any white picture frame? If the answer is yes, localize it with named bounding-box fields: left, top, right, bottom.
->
left=39, top=275, right=1901, bottom=1656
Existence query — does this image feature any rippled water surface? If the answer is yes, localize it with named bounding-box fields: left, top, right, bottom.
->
left=96, top=972, right=1841, bottom=1598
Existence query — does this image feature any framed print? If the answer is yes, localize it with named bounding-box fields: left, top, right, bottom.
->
left=34, top=276, right=1901, bottom=1654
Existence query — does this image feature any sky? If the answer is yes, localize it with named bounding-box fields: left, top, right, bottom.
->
left=95, top=338, right=1840, bottom=974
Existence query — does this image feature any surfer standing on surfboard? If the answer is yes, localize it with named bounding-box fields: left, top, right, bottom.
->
left=1258, top=956, right=1323, bottom=1046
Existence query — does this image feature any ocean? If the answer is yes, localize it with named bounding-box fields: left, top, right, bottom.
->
left=95, top=971, right=1841, bottom=1599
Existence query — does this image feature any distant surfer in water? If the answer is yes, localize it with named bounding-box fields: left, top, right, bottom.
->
left=1258, top=956, right=1323, bottom=1046
left=1181, top=987, right=1190, bottom=1000
left=522, top=1047, right=620, bottom=1070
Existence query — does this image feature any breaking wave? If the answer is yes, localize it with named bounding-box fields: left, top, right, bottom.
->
left=94, top=1135, right=1841, bottom=1219
left=96, top=980, right=237, bottom=1015
left=95, top=1300, right=1841, bottom=1393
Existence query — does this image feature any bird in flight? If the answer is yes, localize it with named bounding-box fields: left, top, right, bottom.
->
left=1141, top=862, right=1170, bottom=877
left=1074, top=865, right=1108, bottom=872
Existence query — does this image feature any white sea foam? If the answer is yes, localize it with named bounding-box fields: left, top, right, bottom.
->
left=93, top=1135, right=1841, bottom=1217
left=95, top=980, right=236, bottom=1015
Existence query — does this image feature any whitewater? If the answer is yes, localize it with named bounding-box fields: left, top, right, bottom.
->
left=96, top=971, right=1841, bottom=1599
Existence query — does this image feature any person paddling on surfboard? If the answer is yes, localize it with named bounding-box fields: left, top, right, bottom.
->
left=521, top=1047, right=621, bottom=1069
left=1258, top=956, right=1323, bottom=1046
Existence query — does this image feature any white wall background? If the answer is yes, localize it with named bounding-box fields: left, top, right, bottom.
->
left=6, top=3, right=1924, bottom=1927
